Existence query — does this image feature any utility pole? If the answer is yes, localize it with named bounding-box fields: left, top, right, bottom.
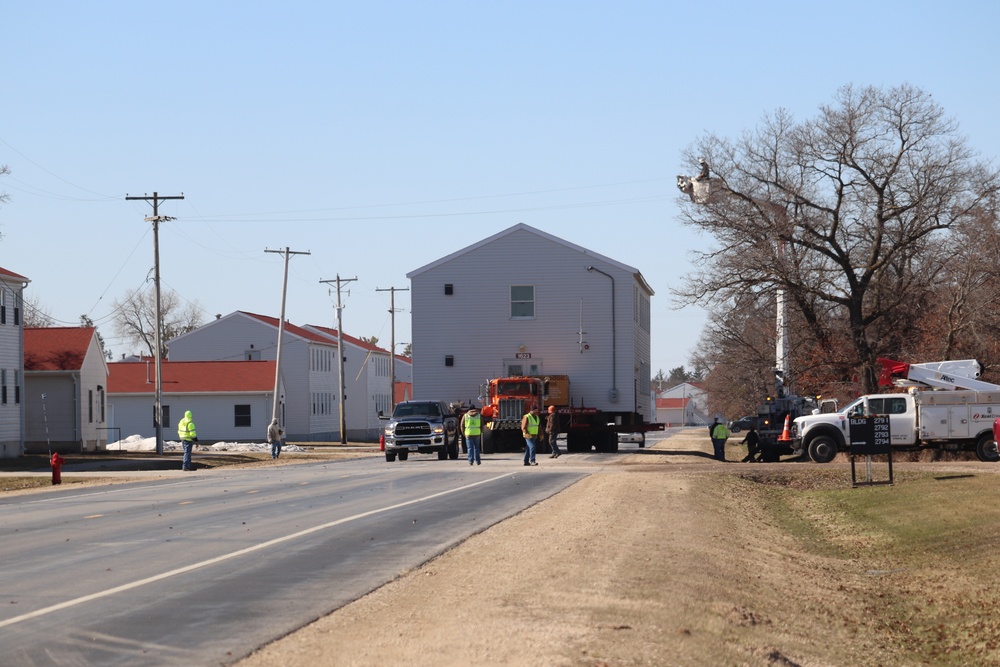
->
left=376, top=286, right=409, bottom=411
left=126, top=191, right=184, bottom=455
left=320, top=275, right=356, bottom=444
left=265, top=247, right=311, bottom=431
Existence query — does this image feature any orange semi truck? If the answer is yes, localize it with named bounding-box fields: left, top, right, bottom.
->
left=477, top=375, right=664, bottom=454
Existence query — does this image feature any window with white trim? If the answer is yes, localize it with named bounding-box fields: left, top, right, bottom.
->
left=510, top=285, right=535, bottom=319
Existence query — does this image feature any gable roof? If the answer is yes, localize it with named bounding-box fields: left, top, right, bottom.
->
left=305, top=325, right=388, bottom=354
left=406, top=223, right=654, bottom=295
left=238, top=312, right=337, bottom=345
left=108, top=360, right=277, bottom=394
left=24, top=327, right=97, bottom=372
left=0, top=266, right=30, bottom=284
left=656, top=397, right=692, bottom=410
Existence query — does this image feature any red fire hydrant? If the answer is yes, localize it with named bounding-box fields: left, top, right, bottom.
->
left=51, top=452, right=64, bottom=485
left=379, top=434, right=385, bottom=452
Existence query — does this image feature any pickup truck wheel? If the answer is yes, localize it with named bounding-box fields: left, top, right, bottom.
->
left=975, top=434, right=1000, bottom=462
left=385, top=451, right=396, bottom=462
left=398, top=451, right=409, bottom=461
left=638, top=433, right=646, bottom=448
left=807, top=436, right=838, bottom=464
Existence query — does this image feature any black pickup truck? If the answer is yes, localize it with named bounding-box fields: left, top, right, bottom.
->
left=380, top=400, right=460, bottom=462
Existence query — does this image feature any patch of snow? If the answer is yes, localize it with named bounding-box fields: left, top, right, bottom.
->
left=107, top=435, right=306, bottom=453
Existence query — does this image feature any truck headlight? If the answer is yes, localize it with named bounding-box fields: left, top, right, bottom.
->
left=432, top=425, right=444, bottom=435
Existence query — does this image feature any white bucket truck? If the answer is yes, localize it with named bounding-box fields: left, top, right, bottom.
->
left=791, top=359, right=1000, bottom=463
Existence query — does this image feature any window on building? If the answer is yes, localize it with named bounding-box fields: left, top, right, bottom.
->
left=13, top=292, right=20, bottom=326
left=153, top=404, right=172, bottom=428
left=88, top=389, right=94, bottom=423
left=510, top=285, right=535, bottom=319
left=234, top=404, right=252, bottom=427
left=13, top=370, right=19, bottom=404
left=0, top=289, right=5, bottom=325
left=1, top=369, right=6, bottom=404
left=445, top=355, right=454, bottom=367
left=444, top=283, right=454, bottom=295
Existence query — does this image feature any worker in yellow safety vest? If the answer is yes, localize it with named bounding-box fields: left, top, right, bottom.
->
left=521, top=406, right=540, bottom=466
left=177, top=410, right=198, bottom=471
left=462, top=406, right=483, bottom=466
left=710, top=418, right=730, bottom=462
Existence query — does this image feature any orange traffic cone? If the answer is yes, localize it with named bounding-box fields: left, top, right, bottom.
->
left=777, top=414, right=792, bottom=442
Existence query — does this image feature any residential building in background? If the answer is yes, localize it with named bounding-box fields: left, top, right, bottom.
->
left=0, top=267, right=28, bottom=458
left=23, top=327, right=109, bottom=453
left=407, top=223, right=654, bottom=424
left=655, top=382, right=709, bottom=426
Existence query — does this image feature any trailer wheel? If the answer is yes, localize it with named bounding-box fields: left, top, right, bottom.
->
left=385, top=450, right=397, bottom=462
left=807, top=436, right=838, bottom=464
left=448, top=434, right=460, bottom=460
left=482, top=428, right=495, bottom=454
left=638, top=432, right=646, bottom=448
left=398, top=450, right=409, bottom=461
left=975, top=433, right=1000, bottom=463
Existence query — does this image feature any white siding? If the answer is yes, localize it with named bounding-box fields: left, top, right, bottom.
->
left=409, top=225, right=655, bottom=421
left=169, top=313, right=335, bottom=440
left=0, top=278, right=25, bottom=457
left=109, top=392, right=275, bottom=443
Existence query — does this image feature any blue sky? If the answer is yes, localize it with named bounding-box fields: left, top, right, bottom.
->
left=3, top=1, right=999, bottom=377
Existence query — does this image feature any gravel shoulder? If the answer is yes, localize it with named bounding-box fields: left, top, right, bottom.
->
left=235, top=431, right=900, bottom=667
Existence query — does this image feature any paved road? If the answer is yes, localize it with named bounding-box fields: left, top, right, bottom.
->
left=0, top=455, right=588, bottom=666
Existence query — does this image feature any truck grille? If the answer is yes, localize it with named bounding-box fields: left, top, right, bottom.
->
left=497, top=399, right=526, bottom=421
left=395, top=422, right=432, bottom=436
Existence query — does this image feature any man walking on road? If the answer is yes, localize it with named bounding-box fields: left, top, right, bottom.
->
left=546, top=405, right=562, bottom=458
left=462, top=406, right=483, bottom=465
left=267, top=418, right=285, bottom=459
left=521, top=406, right=540, bottom=466
left=178, top=410, right=198, bottom=471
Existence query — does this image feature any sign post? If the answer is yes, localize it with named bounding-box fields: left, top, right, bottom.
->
left=848, top=415, right=894, bottom=487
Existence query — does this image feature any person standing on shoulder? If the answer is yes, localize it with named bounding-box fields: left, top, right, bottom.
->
left=711, top=419, right=730, bottom=462
left=521, top=406, right=540, bottom=466
left=267, top=418, right=285, bottom=459
left=740, top=424, right=761, bottom=463
left=461, top=406, right=483, bottom=466
left=177, top=410, right=198, bottom=471
left=546, top=405, right=562, bottom=458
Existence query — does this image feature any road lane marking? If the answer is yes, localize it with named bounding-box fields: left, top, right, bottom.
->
left=83, top=514, right=104, bottom=519
left=0, top=472, right=518, bottom=628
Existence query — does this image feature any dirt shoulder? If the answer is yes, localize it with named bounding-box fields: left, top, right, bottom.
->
left=235, top=431, right=914, bottom=667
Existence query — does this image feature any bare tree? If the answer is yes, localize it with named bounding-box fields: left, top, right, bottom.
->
left=112, top=286, right=203, bottom=359
left=677, top=84, right=1000, bottom=394
left=22, top=294, right=55, bottom=328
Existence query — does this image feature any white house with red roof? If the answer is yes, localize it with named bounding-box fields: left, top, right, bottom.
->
left=23, top=327, right=109, bottom=454
left=167, top=312, right=393, bottom=441
left=107, top=359, right=281, bottom=443
left=654, top=382, right=710, bottom=426
left=0, top=267, right=29, bottom=458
